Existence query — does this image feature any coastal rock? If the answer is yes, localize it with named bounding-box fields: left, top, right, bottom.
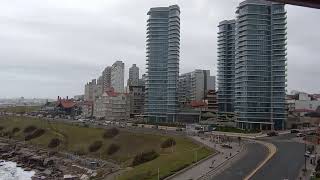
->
left=43, top=158, right=54, bottom=167
left=43, top=169, right=52, bottom=176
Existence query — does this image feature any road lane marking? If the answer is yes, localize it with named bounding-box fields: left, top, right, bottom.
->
left=243, top=141, right=277, bottom=180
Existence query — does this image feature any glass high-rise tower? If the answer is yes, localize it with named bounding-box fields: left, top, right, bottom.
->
left=145, top=5, right=180, bottom=122
left=235, top=0, right=287, bottom=130
left=217, top=20, right=236, bottom=114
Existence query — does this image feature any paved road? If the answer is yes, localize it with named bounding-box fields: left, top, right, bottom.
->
left=251, top=134, right=305, bottom=180
left=211, top=141, right=268, bottom=180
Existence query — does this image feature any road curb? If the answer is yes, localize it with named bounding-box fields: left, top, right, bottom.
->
left=243, top=140, right=277, bottom=180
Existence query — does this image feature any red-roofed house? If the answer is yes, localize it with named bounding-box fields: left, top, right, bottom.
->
left=55, top=96, right=80, bottom=115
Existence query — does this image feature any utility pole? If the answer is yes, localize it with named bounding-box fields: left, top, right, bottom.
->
left=158, top=168, right=160, bottom=180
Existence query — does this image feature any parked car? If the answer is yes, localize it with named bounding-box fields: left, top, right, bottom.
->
left=267, top=131, right=278, bottom=136
left=290, top=129, right=300, bottom=133
left=307, top=131, right=317, bottom=136
left=221, top=144, right=232, bottom=149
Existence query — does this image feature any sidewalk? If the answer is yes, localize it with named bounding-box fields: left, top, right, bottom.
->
left=168, top=136, right=243, bottom=180
left=295, top=139, right=319, bottom=180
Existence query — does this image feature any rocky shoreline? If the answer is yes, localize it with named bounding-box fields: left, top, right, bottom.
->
left=0, top=138, right=117, bottom=180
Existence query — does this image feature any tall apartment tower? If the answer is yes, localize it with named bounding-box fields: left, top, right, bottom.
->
left=128, top=64, right=139, bottom=86
left=217, top=20, right=236, bottom=114
left=145, top=5, right=180, bottom=122
left=235, top=0, right=287, bottom=130
left=102, top=66, right=112, bottom=91
left=111, top=61, right=125, bottom=93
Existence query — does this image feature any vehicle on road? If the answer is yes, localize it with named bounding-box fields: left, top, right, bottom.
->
left=267, top=131, right=278, bottom=136
left=296, top=133, right=305, bottom=137
left=307, top=131, right=318, bottom=136
left=290, top=129, right=300, bottom=133
left=221, top=144, right=232, bottom=149
left=305, top=151, right=311, bottom=158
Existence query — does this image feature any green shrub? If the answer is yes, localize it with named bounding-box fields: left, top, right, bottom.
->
left=132, top=150, right=159, bottom=166
left=24, top=125, right=37, bottom=133
left=107, top=143, right=120, bottom=155
left=12, top=127, right=20, bottom=134
left=0, top=126, right=4, bottom=131
left=103, top=128, right=119, bottom=139
left=24, top=129, right=45, bottom=141
left=161, top=138, right=176, bottom=148
left=88, top=141, right=103, bottom=152
left=48, top=138, right=61, bottom=148
left=2, top=131, right=12, bottom=138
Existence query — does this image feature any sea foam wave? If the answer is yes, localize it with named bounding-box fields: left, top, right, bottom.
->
left=0, top=160, right=35, bottom=180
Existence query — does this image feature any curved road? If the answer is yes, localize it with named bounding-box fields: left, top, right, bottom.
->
left=212, top=141, right=268, bottom=180
left=251, top=134, right=305, bottom=180
left=211, top=134, right=305, bottom=180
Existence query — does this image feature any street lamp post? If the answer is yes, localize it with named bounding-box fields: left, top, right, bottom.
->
left=194, top=150, right=198, bottom=162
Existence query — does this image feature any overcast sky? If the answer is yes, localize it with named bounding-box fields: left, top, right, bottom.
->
left=0, top=0, right=319, bottom=99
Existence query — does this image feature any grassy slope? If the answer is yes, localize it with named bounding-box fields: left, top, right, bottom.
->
left=0, top=116, right=212, bottom=179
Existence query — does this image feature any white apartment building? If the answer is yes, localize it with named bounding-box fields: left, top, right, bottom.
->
left=84, top=79, right=104, bottom=102
left=111, top=61, right=125, bottom=93
left=84, top=79, right=96, bottom=101
left=93, top=88, right=130, bottom=120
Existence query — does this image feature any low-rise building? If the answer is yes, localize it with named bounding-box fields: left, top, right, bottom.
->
left=287, top=92, right=320, bottom=116
left=129, top=85, right=145, bottom=118
left=93, top=88, right=129, bottom=121
left=206, top=89, right=218, bottom=112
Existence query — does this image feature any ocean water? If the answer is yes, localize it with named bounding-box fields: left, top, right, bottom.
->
left=0, top=161, right=34, bottom=180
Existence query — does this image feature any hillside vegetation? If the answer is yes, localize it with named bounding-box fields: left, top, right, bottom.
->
left=0, top=116, right=212, bottom=180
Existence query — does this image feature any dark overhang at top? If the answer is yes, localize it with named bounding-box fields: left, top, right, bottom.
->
left=268, top=0, right=320, bottom=9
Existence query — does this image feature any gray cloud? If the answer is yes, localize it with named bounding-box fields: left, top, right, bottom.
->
left=0, top=0, right=319, bottom=98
